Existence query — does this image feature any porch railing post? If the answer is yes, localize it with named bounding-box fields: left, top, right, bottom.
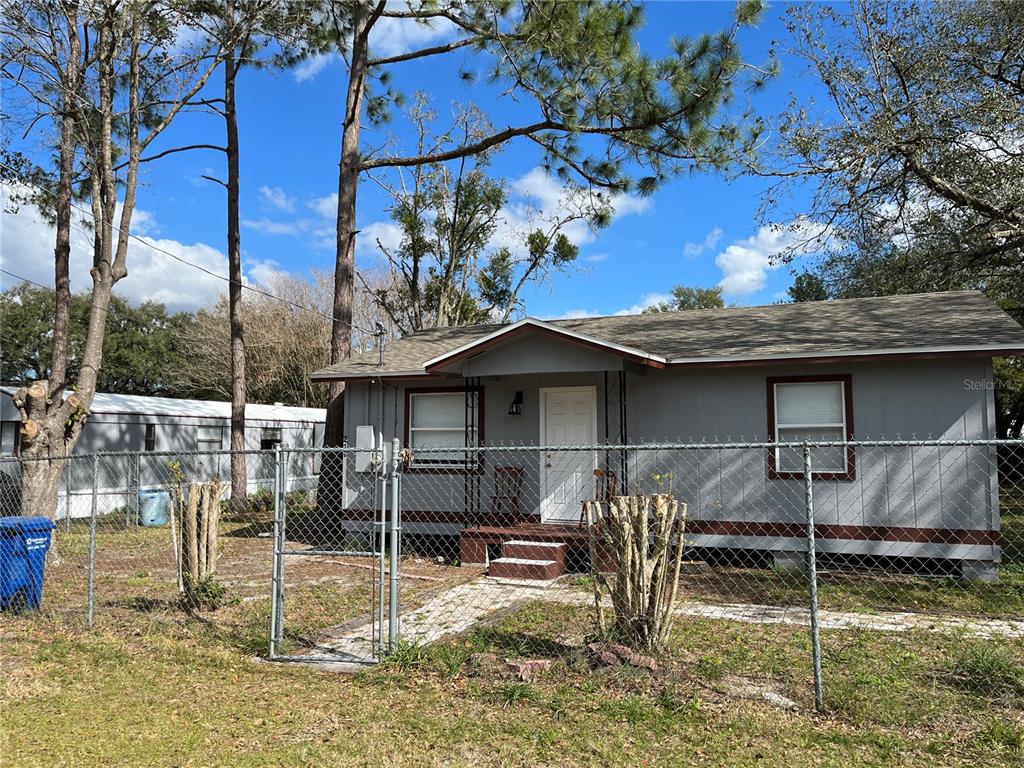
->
left=388, top=437, right=402, bottom=654
left=803, top=443, right=824, bottom=713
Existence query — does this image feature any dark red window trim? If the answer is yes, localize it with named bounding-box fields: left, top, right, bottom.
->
left=404, top=385, right=484, bottom=474
left=766, top=374, right=856, bottom=481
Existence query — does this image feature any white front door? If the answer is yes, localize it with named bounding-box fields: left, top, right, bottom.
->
left=540, top=387, right=597, bottom=523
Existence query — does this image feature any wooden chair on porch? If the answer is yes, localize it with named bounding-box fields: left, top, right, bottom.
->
left=488, top=466, right=525, bottom=525
left=579, top=468, right=618, bottom=528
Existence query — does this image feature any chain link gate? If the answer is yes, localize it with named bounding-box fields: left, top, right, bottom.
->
left=268, top=437, right=402, bottom=664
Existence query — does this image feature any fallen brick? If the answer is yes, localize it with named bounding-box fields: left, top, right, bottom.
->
left=505, top=658, right=552, bottom=681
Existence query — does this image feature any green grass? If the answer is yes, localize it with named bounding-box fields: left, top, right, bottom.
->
left=4, top=601, right=1024, bottom=767
left=949, top=642, right=1024, bottom=700
left=9, top=485, right=1022, bottom=765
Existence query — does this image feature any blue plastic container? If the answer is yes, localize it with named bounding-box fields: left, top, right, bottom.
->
left=0, top=516, right=56, bottom=611
left=138, top=490, right=170, bottom=527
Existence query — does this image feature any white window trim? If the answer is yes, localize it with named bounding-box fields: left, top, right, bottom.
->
left=196, top=424, right=223, bottom=451
left=773, top=380, right=848, bottom=473
left=407, top=391, right=480, bottom=469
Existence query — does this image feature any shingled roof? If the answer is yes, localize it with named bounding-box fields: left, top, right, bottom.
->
left=311, top=291, right=1024, bottom=381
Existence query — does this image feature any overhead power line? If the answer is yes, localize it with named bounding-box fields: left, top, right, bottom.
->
left=0, top=162, right=372, bottom=334
left=0, top=268, right=54, bottom=292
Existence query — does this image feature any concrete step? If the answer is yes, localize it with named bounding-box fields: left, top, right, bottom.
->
left=502, top=539, right=567, bottom=566
left=488, top=556, right=564, bottom=581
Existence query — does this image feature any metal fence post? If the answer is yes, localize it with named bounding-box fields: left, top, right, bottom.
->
left=376, top=432, right=387, bottom=657
left=388, top=437, right=402, bottom=654
left=87, top=453, right=98, bottom=626
left=64, top=459, right=71, bottom=533
left=803, top=444, right=825, bottom=713
left=132, top=452, right=141, bottom=527
left=269, top=442, right=286, bottom=658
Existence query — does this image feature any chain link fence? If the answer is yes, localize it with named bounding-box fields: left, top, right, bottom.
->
left=2, top=438, right=1022, bottom=710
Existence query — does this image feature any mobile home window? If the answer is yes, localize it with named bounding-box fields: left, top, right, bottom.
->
left=144, top=424, right=156, bottom=452
left=406, top=390, right=480, bottom=468
left=770, top=377, right=854, bottom=478
left=1, top=421, right=19, bottom=456
left=261, top=427, right=283, bottom=450
left=197, top=425, right=223, bottom=451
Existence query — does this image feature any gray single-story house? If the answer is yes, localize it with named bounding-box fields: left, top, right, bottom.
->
left=311, top=291, right=1024, bottom=577
left=0, top=389, right=325, bottom=518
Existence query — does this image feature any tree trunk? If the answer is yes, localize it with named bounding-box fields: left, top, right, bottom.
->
left=15, top=5, right=81, bottom=518
left=324, top=0, right=376, bottom=448
left=178, top=480, right=223, bottom=608
left=50, top=5, right=80, bottom=400
left=225, top=28, right=248, bottom=516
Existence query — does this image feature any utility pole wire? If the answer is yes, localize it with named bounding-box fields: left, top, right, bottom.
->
left=0, top=162, right=374, bottom=334
left=0, top=267, right=54, bottom=291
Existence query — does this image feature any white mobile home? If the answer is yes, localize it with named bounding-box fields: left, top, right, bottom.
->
left=0, top=389, right=325, bottom=518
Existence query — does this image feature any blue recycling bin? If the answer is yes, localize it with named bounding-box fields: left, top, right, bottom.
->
left=0, top=516, right=56, bottom=612
left=138, top=489, right=170, bottom=527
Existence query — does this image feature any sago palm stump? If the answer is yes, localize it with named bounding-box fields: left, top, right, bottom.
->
left=585, top=494, right=688, bottom=655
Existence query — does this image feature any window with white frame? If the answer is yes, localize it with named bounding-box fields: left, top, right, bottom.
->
left=407, top=390, right=480, bottom=468
left=197, top=425, right=223, bottom=451
left=771, top=379, right=852, bottom=475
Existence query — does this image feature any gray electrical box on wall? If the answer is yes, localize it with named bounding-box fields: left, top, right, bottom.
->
left=354, top=426, right=375, bottom=472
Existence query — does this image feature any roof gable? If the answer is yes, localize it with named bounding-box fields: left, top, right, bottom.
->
left=423, top=318, right=667, bottom=373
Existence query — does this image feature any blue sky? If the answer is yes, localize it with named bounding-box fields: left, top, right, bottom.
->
left=2, top=1, right=833, bottom=317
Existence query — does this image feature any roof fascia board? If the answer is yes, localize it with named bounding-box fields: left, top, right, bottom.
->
left=666, top=343, right=1024, bottom=367
left=308, top=369, right=431, bottom=382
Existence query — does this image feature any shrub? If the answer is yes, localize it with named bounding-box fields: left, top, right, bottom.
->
left=183, top=574, right=230, bottom=611
left=585, top=493, right=687, bottom=654
left=493, top=681, right=537, bottom=708
left=382, top=640, right=429, bottom=671
left=950, top=643, right=1024, bottom=699
left=430, top=644, right=473, bottom=679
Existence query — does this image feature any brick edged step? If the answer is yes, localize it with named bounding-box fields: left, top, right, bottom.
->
left=502, top=540, right=567, bottom=566
left=489, top=557, right=564, bottom=581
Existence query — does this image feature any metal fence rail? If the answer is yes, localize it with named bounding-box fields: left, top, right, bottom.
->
left=1, top=438, right=1022, bottom=712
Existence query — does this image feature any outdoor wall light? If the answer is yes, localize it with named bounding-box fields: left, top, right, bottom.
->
left=508, top=391, right=524, bottom=416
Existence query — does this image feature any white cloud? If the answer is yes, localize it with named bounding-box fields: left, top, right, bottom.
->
left=247, top=259, right=290, bottom=287
left=541, top=291, right=672, bottom=320
left=308, top=193, right=337, bottom=220
left=0, top=183, right=277, bottom=312
left=544, top=308, right=604, bottom=320
left=356, top=221, right=404, bottom=258
left=497, top=167, right=652, bottom=252
left=292, top=4, right=457, bottom=82
left=584, top=252, right=609, bottom=263
left=370, top=12, right=456, bottom=57
left=294, top=52, right=336, bottom=83
left=715, top=220, right=829, bottom=296
left=258, top=185, right=296, bottom=213
left=242, top=217, right=306, bottom=236
left=683, top=226, right=723, bottom=258
left=349, top=168, right=651, bottom=265
left=613, top=292, right=672, bottom=316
